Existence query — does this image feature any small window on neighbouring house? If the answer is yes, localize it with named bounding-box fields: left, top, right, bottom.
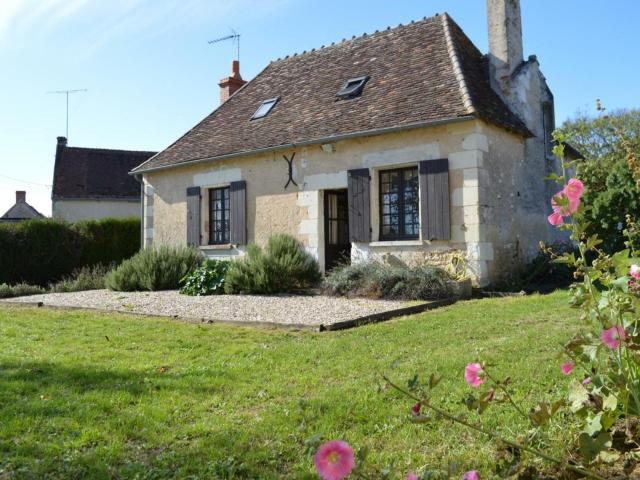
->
left=251, top=97, right=279, bottom=120
left=336, top=75, right=369, bottom=100
left=379, top=166, right=420, bottom=240
left=542, top=101, right=555, bottom=156
left=209, top=186, right=230, bottom=244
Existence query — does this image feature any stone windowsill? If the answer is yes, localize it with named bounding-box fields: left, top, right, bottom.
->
left=199, top=244, right=234, bottom=251
left=368, top=240, right=424, bottom=247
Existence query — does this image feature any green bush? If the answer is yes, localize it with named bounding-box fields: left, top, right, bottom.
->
left=224, top=234, right=321, bottom=294
left=558, top=109, right=640, bottom=252
left=0, top=217, right=140, bottom=286
left=0, top=283, right=46, bottom=299
left=75, top=217, right=141, bottom=266
left=324, top=261, right=453, bottom=300
left=180, top=259, right=230, bottom=296
left=105, top=246, right=201, bottom=292
left=49, top=264, right=112, bottom=293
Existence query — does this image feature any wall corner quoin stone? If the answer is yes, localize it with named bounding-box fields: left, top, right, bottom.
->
left=462, top=133, right=489, bottom=153
left=448, top=150, right=485, bottom=170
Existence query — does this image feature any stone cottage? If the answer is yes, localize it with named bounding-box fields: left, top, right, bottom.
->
left=131, top=0, right=578, bottom=286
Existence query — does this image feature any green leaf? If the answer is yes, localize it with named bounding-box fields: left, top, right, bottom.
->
left=584, top=413, right=603, bottom=436
left=428, top=373, right=442, bottom=390
left=603, top=394, right=617, bottom=412
left=578, top=431, right=612, bottom=462
left=598, top=449, right=621, bottom=464
left=569, top=380, right=589, bottom=413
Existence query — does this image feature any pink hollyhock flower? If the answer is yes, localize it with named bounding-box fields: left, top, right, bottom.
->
left=601, top=325, right=626, bottom=349
left=552, top=190, right=580, bottom=215
left=560, top=362, right=575, bottom=375
left=314, top=440, right=355, bottom=480
left=464, top=363, right=484, bottom=388
left=463, top=471, right=479, bottom=480
left=630, top=265, right=640, bottom=280
left=564, top=178, right=584, bottom=200
left=548, top=211, right=564, bottom=226
left=583, top=377, right=591, bottom=385
left=411, top=402, right=421, bottom=416
left=406, top=473, right=419, bottom=480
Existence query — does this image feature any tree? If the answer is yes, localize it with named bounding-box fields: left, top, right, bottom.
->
left=558, top=109, right=640, bottom=252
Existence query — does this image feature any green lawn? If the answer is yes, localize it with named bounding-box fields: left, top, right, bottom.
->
left=0, top=292, right=580, bottom=479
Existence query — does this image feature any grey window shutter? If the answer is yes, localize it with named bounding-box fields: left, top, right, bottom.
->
left=347, top=168, right=371, bottom=242
left=230, top=180, right=247, bottom=245
left=186, top=186, right=201, bottom=246
left=419, top=159, right=450, bottom=241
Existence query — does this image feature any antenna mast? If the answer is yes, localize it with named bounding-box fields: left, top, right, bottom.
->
left=208, top=29, right=240, bottom=62
left=46, top=88, right=87, bottom=140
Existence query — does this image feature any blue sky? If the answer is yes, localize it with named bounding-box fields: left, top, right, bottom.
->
left=0, top=0, right=638, bottom=216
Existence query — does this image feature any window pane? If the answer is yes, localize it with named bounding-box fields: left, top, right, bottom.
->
left=209, top=186, right=231, bottom=244
left=379, top=167, right=419, bottom=240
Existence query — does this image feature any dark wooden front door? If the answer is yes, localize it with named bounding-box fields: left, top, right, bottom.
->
left=324, top=190, right=350, bottom=271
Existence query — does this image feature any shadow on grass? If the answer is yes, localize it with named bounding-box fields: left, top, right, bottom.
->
left=0, top=360, right=300, bottom=478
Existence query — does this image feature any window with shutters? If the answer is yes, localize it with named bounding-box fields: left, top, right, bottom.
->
left=209, top=186, right=230, bottom=244
left=379, top=166, right=419, bottom=240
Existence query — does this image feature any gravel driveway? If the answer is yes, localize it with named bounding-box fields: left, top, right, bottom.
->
left=1, top=290, right=423, bottom=329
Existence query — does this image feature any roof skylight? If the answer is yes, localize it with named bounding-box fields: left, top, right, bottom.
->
left=336, top=75, right=369, bottom=100
left=251, top=97, right=279, bottom=120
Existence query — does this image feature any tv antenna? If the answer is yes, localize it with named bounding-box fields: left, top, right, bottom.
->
left=208, top=29, right=240, bottom=62
left=46, top=88, right=87, bottom=140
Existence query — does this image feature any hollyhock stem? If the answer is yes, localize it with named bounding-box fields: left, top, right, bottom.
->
left=382, top=375, right=606, bottom=480
left=482, top=368, right=529, bottom=422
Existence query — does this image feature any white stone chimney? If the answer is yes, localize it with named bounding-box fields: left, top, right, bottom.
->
left=487, top=0, right=524, bottom=95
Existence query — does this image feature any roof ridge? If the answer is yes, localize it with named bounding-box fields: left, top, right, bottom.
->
left=440, top=13, right=475, bottom=115
left=65, top=146, right=157, bottom=155
left=269, top=13, right=444, bottom=63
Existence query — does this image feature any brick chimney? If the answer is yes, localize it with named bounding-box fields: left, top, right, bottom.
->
left=16, top=191, right=26, bottom=203
left=57, top=136, right=67, bottom=147
left=487, top=0, right=524, bottom=96
left=218, top=60, right=247, bottom=104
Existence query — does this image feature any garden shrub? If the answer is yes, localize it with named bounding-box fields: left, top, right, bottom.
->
left=105, top=246, right=201, bottom=291
left=75, top=217, right=140, bottom=266
left=0, top=217, right=140, bottom=286
left=180, top=259, right=230, bottom=296
left=224, top=234, right=321, bottom=294
left=324, top=261, right=453, bottom=300
left=49, top=264, right=112, bottom=293
left=0, top=283, right=46, bottom=299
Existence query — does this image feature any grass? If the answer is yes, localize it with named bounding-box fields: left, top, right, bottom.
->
left=0, top=292, right=581, bottom=479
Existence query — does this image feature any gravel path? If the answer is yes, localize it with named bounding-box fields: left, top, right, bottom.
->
left=1, top=290, right=417, bottom=328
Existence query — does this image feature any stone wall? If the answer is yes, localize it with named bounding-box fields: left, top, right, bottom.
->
left=142, top=118, right=550, bottom=285
left=52, top=199, right=140, bottom=222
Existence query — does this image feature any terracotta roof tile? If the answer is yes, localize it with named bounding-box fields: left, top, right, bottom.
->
left=133, top=13, right=530, bottom=173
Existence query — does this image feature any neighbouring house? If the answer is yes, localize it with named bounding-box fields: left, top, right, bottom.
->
left=131, top=0, right=581, bottom=286
left=0, top=191, right=45, bottom=223
left=52, top=136, right=156, bottom=222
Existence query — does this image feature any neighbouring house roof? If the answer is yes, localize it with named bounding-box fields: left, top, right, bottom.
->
left=53, top=140, right=156, bottom=201
left=132, top=13, right=531, bottom=174
left=1, top=198, right=44, bottom=222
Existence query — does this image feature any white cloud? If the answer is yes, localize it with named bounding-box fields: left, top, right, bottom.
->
left=0, top=0, right=291, bottom=50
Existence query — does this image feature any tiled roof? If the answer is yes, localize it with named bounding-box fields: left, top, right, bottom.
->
left=133, top=13, right=530, bottom=174
left=0, top=201, right=44, bottom=221
left=53, top=143, right=156, bottom=200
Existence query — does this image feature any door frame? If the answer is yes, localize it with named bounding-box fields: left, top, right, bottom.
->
left=323, top=189, right=350, bottom=272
